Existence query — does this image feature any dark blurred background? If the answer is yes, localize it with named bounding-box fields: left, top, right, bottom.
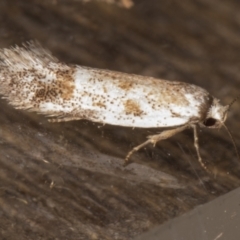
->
left=0, top=0, right=240, bottom=239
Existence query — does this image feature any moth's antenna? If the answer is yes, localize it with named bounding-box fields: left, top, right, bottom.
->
left=222, top=123, right=240, bottom=161
left=228, top=96, right=239, bottom=111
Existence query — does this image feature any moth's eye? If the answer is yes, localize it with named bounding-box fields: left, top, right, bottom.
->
left=203, top=118, right=217, bottom=127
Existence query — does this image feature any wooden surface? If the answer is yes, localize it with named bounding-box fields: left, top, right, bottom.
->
left=0, top=0, right=240, bottom=239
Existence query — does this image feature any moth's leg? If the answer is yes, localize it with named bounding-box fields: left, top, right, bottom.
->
left=124, top=139, right=153, bottom=165
left=191, top=124, right=209, bottom=172
left=124, top=125, right=188, bottom=166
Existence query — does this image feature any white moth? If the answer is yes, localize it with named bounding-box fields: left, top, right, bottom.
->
left=0, top=42, right=237, bottom=171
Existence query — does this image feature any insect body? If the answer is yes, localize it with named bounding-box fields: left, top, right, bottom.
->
left=0, top=42, right=234, bottom=170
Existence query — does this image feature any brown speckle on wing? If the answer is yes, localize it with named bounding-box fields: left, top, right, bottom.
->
left=124, top=99, right=144, bottom=116
left=118, top=81, right=133, bottom=91
left=56, top=68, right=75, bottom=100
left=92, top=100, right=107, bottom=109
left=34, top=67, right=75, bottom=102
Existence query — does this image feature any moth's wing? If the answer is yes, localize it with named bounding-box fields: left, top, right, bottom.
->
left=0, top=43, right=212, bottom=128
left=70, top=68, right=211, bottom=128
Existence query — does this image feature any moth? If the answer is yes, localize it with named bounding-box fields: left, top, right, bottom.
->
left=0, top=42, right=237, bottom=171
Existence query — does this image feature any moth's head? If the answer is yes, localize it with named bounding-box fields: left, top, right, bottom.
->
left=202, top=98, right=229, bottom=129
left=201, top=96, right=239, bottom=161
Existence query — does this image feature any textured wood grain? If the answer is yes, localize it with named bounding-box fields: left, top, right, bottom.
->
left=0, top=0, right=240, bottom=239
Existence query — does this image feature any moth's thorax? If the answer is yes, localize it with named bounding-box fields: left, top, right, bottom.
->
left=201, top=98, right=229, bottom=128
